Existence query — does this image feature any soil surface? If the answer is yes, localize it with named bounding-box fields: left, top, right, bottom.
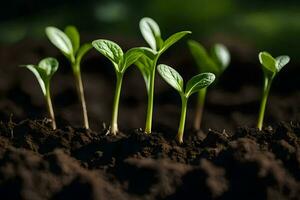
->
left=0, top=120, right=299, bottom=199
left=0, top=39, right=299, bottom=199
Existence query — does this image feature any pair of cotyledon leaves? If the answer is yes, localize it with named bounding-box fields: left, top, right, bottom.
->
left=22, top=58, right=59, bottom=96
left=259, top=52, right=290, bottom=79
left=157, top=64, right=215, bottom=98
left=91, top=40, right=145, bottom=74
left=139, top=17, right=191, bottom=55
left=136, top=17, right=191, bottom=91
left=45, top=26, right=92, bottom=72
left=188, top=40, right=230, bottom=76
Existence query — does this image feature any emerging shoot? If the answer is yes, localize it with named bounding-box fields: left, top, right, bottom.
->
left=188, top=40, right=230, bottom=130
left=157, top=64, right=215, bottom=143
left=92, top=39, right=143, bottom=135
left=46, top=26, right=92, bottom=129
left=257, top=51, right=290, bottom=130
left=21, top=57, right=59, bottom=129
left=137, top=17, right=191, bottom=134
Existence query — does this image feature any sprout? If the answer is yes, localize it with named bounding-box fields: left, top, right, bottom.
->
left=257, top=51, right=290, bottom=130
left=92, top=39, right=143, bottom=135
left=187, top=40, right=230, bottom=130
left=21, top=58, right=59, bottom=129
left=157, top=64, right=215, bottom=143
left=45, top=26, right=92, bottom=129
left=137, top=17, right=191, bottom=134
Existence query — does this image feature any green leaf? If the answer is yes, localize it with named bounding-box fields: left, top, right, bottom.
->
left=65, top=25, right=80, bottom=54
left=211, top=43, right=230, bottom=71
left=138, top=47, right=157, bottom=60
left=121, top=47, right=144, bottom=72
left=160, top=31, right=191, bottom=54
left=21, top=57, right=59, bottom=96
left=75, top=43, right=92, bottom=68
left=187, top=40, right=219, bottom=74
left=135, top=56, right=153, bottom=92
left=157, top=37, right=164, bottom=51
left=38, top=57, right=59, bottom=78
left=259, top=51, right=276, bottom=73
left=185, top=73, right=215, bottom=97
left=139, top=17, right=161, bottom=51
left=92, top=39, right=124, bottom=68
left=23, top=65, right=46, bottom=95
left=157, top=64, right=184, bottom=93
left=45, top=26, right=73, bottom=56
left=275, top=55, right=290, bottom=72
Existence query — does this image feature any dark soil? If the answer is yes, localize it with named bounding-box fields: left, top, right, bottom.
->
left=0, top=39, right=300, bottom=199
left=0, top=120, right=299, bottom=199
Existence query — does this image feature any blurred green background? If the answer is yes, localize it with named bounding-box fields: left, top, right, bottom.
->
left=0, top=0, right=299, bottom=59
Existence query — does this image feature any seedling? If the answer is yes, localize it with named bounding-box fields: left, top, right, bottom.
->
left=257, top=51, right=290, bottom=130
left=188, top=40, right=230, bottom=130
left=157, top=64, right=215, bottom=143
left=21, top=58, right=59, bottom=129
left=45, top=26, right=92, bottom=129
left=137, top=17, right=191, bottom=134
left=92, top=39, right=143, bottom=135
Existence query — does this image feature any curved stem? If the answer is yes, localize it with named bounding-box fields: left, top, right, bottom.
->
left=74, top=69, right=89, bottom=129
left=177, top=95, right=188, bottom=144
left=257, top=77, right=272, bottom=130
left=45, top=85, right=56, bottom=130
left=110, top=73, right=123, bottom=135
left=144, top=55, right=159, bottom=134
left=193, top=88, right=207, bottom=130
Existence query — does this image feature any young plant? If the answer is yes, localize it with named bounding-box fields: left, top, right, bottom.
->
left=257, top=51, right=290, bottom=130
left=137, top=17, right=191, bottom=134
left=187, top=40, right=230, bottom=130
left=21, top=58, right=59, bottom=129
left=157, top=64, right=215, bottom=143
left=92, top=39, right=143, bottom=135
left=45, top=26, right=92, bottom=129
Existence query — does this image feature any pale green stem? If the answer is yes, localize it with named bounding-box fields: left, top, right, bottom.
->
left=257, top=77, right=272, bottom=130
left=110, top=73, right=123, bottom=135
left=177, top=95, right=188, bottom=144
left=45, top=84, right=56, bottom=130
left=144, top=55, right=159, bottom=134
left=73, top=66, right=89, bottom=129
left=194, top=88, right=207, bottom=130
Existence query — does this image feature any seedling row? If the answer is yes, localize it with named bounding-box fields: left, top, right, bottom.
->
left=21, top=17, right=290, bottom=143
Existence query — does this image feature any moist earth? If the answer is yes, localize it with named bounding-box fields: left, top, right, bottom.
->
left=0, top=119, right=299, bottom=199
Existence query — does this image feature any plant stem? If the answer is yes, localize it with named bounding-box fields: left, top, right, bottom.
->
left=177, top=95, right=188, bottom=144
left=45, top=85, right=56, bottom=130
left=144, top=56, right=159, bottom=134
left=74, top=70, right=89, bottom=129
left=193, top=88, right=207, bottom=130
left=257, top=77, right=272, bottom=130
left=110, top=73, right=123, bottom=135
